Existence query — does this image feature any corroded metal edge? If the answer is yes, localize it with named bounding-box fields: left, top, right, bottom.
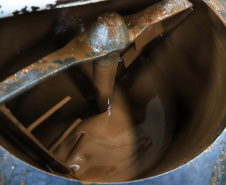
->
left=0, top=128, right=225, bottom=185
left=0, top=0, right=107, bottom=19
left=203, top=0, right=226, bottom=26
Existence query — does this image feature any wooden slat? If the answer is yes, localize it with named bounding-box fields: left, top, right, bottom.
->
left=0, top=104, right=74, bottom=176
left=27, top=96, right=71, bottom=132
left=50, top=118, right=82, bottom=153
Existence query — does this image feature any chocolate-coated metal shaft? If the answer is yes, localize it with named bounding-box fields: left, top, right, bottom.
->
left=94, top=53, right=119, bottom=112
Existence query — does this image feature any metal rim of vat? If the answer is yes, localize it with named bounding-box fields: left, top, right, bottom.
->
left=0, top=0, right=225, bottom=27
left=0, top=127, right=225, bottom=185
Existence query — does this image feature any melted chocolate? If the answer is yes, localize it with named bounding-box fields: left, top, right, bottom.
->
left=50, top=55, right=175, bottom=182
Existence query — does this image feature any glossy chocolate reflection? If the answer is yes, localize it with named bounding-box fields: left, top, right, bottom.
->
left=52, top=61, right=175, bottom=181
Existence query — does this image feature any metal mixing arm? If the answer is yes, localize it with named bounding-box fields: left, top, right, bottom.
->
left=0, top=0, right=193, bottom=104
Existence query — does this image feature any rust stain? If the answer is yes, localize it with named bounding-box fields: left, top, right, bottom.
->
left=124, top=0, right=193, bottom=42
left=211, top=139, right=226, bottom=185
left=211, top=165, right=218, bottom=185
left=21, top=181, right=26, bottom=185
left=0, top=174, right=5, bottom=185
left=60, top=38, right=95, bottom=61
left=97, top=12, right=124, bottom=40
